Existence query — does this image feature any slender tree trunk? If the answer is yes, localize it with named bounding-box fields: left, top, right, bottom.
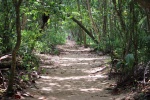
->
left=97, top=0, right=102, bottom=41
left=21, top=13, right=27, bottom=30
left=112, top=0, right=126, bottom=34
left=146, top=8, right=150, bottom=32
left=102, top=0, right=107, bottom=37
left=131, top=1, right=139, bottom=67
left=86, top=0, right=100, bottom=42
left=77, top=0, right=82, bottom=44
left=77, top=0, right=87, bottom=46
left=6, top=0, right=22, bottom=95
left=112, top=0, right=128, bottom=58
left=125, top=1, right=134, bottom=56
left=130, top=1, right=137, bottom=74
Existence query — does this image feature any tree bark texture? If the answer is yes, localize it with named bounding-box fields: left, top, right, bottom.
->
left=6, top=0, right=22, bottom=95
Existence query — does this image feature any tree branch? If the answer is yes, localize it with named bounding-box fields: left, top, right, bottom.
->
left=71, top=17, right=99, bottom=44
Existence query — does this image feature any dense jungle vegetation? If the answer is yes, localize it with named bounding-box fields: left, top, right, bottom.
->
left=0, top=0, right=150, bottom=99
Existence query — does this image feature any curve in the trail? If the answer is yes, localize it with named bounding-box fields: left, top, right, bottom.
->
left=26, top=40, right=128, bottom=100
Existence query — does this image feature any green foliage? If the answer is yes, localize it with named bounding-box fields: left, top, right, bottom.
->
left=20, top=30, right=40, bottom=53
left=0, top=0, right=14, bottom=54
left=19, top=52, right=39, bottom=71
left=35, top=28, right=66, bottom=53
left=139, top=35, right=150, bottom=62
left=35, top=41, right=52, bottom=53
left=21, top=75, right=29, bottom=81
left=116, top=54, right=135, bottom=75
left=116, top=61, right=123, bottom=69
left=125, top=54, right=135, bottom=68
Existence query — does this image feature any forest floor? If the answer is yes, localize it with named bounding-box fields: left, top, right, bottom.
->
left=25, top=40, right=131, bottom=100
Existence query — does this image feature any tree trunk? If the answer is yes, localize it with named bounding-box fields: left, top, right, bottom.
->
left=112, top=0, right=127, bottom=58
left=86, top=0, right=100, bottom=42
left=145, top=8, right=150, bottom=32
left=77, top=0, right=83, bottom=44
left=21, top=13, right=27, bottom=30
left=77, top=0, right=87, bottom=46
left=102, top=0, right=107, bottom=37
left=71, top=17, right=99, bottom=44
left=6, top=0, right=22, bottom=95
left=112, top=0, right=126, bottom=33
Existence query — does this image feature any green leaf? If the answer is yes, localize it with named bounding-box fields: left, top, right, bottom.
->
left=138, top=16, right=146, bottom=27
left=116, top=61, right=123, bottom=69
left=125, top=54, right=135, bottom=67
left=22, top=75, right=29, bottom=81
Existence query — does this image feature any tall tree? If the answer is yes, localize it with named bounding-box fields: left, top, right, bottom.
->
left=6, top=0, right=23, bottom=95
left=102, top=0, right=107, bottom=37
left=77, top=0, right=83, bottom=44
left=86, top=0, right=100, bottom=42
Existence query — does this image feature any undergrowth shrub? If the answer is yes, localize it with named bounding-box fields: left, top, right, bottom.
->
left=35, top=29, right=66, bottom=54
left=19, top=52, right=39, bottom=71
left=19, top=30, right=40, bottom=70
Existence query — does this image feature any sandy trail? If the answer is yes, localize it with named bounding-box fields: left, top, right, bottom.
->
left=26, top=40, right=128, bottom=100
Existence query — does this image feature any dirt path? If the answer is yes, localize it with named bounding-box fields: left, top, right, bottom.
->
left=26, top=40, right=129, bottom=100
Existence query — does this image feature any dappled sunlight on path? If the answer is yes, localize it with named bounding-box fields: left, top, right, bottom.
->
left=26, top=40, right=129, bottom=100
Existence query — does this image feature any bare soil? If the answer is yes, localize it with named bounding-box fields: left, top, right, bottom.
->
left=25, top=40, right=130, bottom=100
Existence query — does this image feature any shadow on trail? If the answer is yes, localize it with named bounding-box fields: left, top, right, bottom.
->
left=26, top=40, right=128, bottom=100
